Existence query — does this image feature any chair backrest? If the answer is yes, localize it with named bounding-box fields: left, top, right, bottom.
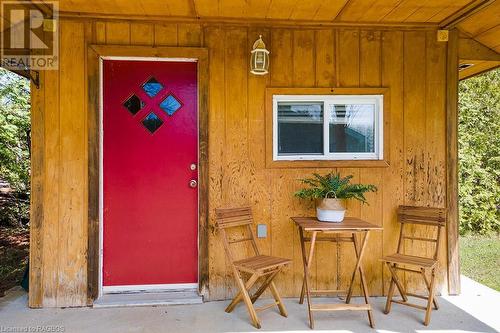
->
left=396, top=205, right=447, bottom=260
left=215, top=207, right=260, bottom=263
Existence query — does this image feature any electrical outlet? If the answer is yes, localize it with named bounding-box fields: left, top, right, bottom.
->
left=257, top=224, right=267, bottom=238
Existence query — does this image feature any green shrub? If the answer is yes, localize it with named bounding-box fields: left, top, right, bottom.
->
left=458, top=69, right=500, bottom=235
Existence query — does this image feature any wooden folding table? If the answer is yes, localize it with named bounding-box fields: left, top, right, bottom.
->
left=291, top=217, right=382, bottom=329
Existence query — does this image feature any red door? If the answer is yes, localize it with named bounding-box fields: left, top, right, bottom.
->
left=102, top=59, right=198, bottom=288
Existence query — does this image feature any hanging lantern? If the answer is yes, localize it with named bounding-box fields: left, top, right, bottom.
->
left=250, top=35, right=269, bottom=75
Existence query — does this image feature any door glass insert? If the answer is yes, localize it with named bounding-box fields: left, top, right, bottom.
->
left=142, top=77, right=164, bottom=97
left=160, top=94, right=182, bottom=116
left=123, top=94, right=145, bottom=115
left=142, top=112, right=164, bottom=134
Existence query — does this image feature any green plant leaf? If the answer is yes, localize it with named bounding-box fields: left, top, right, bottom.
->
left=294, top=172, right=377, bottom=204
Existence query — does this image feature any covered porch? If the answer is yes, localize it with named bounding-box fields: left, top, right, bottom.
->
left=1, top=0, right=499, bottom=326
left=1, top=276, right=499, bottom=332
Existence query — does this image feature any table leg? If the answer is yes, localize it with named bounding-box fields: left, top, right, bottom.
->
left=352, top=232, right=374, bottom=328
left=299, top=228, right=317, bottom=329
left=299, top=230, right=315, bottom=304
left=346, top=233, right=356, bottom=303
left=299, top=229, right=307, bottom=305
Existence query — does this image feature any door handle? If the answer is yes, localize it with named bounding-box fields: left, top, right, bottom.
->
left=189, top=179, right=198, bottom=188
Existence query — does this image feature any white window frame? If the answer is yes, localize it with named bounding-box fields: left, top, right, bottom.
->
left=273, top=94, right=384, bottom=161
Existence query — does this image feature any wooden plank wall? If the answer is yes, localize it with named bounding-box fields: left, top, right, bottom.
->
left=30, top=18, right=448, bottom=306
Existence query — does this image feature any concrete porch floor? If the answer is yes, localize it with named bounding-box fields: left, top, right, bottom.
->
left=0, top=276, right=498, bottom=333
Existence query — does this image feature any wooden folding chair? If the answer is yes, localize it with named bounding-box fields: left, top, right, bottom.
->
left=381, top=205, right=446, bottom=326
left=215, top=207, right=291, bottom=329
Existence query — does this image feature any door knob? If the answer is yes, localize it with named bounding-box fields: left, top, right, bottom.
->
left=189, top=179, right=198, bottom=188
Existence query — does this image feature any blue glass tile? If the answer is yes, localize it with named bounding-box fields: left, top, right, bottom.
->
left=123, top=94, right=145, bottom=115
left=159, top=94, right=182, bottom=116
left=142, top=77, right=164, bottom=97
left=142, top=112, right=163, bottom=133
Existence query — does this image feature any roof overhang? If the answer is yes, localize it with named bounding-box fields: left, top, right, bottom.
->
left=1, top=0, right=499, bottom=78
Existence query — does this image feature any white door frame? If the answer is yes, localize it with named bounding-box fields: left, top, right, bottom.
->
left=98, top=56, right=200, bottom=297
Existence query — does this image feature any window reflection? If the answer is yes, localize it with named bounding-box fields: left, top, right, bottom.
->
left=277, top=102, right=323, bottom=155
left=142, top=77, right=164, bottom=98
left=329, top=104, right=375, bottom=153
left=159, top=94, right=182, bottom=116
left=123, top=94, right=145, bottom=115
left=142, top=112, right=164, bottom=134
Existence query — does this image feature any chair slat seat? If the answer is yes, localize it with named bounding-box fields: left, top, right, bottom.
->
left=234, top=255, right=291, bottom=273
left=383, top=205, right=446, bottom=326
left=216, top=206, right=290, bottom=328
left=381, top=253, right=437, bottom=268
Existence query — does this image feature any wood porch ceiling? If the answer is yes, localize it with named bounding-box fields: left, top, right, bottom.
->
left=27, top=1, right=500, bottom=50
left=1, top=0, right=499, bottom=76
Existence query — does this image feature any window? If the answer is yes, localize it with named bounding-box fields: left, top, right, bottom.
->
left=273, top=95, right=383, bottom=161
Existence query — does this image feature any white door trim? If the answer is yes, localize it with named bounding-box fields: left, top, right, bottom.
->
left=98, top=56, right=200, bottom=298
left=103, top=283, right=199, bottom=294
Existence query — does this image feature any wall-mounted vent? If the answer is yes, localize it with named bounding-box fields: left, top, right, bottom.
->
left=459, top=63, right=474, bottom=71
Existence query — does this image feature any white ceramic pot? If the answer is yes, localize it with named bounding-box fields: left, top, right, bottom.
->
left=316, top=198, right=346, bottom=223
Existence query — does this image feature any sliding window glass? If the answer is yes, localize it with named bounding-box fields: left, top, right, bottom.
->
left=273, top=95, right=383, bottom=161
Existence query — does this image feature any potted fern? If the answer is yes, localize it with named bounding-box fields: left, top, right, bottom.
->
left=295, top=172, right=377, bottom=222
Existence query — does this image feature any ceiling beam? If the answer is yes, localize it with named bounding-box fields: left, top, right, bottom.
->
left=439, top=0, right=495, bottom=30
left=333, top=0, right=352, bottom=21
left=459, top=37, right=500, bottom=61
left=189, top=0, right=199, bottom=18
left=57, top=11, right=438, bottom=30
left=459, top=61, right=500, bottom=80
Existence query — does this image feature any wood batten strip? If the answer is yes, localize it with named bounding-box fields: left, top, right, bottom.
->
left=424, top=29, right=448, bottom=294
left=42, top=57, right=60, bottom=307
left=28, top=64, right=45, bottom=309
left=204, top=25, right=227, bottom=300
left=381, top=29, right=404, bottom=296
left=57, top=12, right=438, bottom=30
left=86, top=32, right=100, bottom=303
left=57, top=19, right=88, bottom=307
left=446, top=29, right=461, bottom=295
left=268, top=28, right=296, bottom=298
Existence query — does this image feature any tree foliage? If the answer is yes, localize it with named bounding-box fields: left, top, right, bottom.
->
left=0, top=68, right=30, bottom=191
left=458, top=68, right=500, bottom=235
left=0, top=68, right=30, bottom=226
